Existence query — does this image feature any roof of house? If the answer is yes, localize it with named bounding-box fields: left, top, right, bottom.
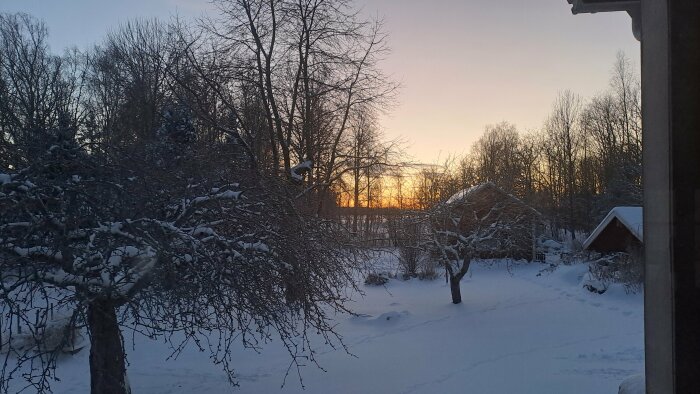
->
left=583, top=206, right=643, bottom=249
left=445, top=182, right=542, bottom=216
left=445, top=182, right=493, bottom=204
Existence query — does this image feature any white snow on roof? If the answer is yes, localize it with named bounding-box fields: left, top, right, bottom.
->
left=445, top=182, right=493, bottom=204
left=445, top=182, right=542, bottom=217
left=583, top=206, right=643, bottom=249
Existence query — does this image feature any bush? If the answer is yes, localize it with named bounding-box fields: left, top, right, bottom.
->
left=364, top=272, right=389, bottom=286
left=588, top=248, right=643, bottom=293
left=417, top=259, right=439, bottom=280
left=2, top=319, right=84, bottom=354
left=398, top=246, right=422, bottom=278
left=394, top=213, right=426, bottom=278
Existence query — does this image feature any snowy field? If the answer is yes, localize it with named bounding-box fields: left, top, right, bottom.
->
left=10, top=254, right=644, bottom=394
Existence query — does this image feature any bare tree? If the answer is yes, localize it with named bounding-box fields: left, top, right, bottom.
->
left=0, top=135, right=357, bottom=394
left=0, top=12, right=359, bottom=394
left=427, top=188, right=538, bottom=304
left=0, top=14, right=81, bottom=168
left=412, top=159, right=460, bottom=211
left=577, top=52, right=641, bottom=223
left=208, top=0, right=397, bottom=208
left=472, top=122, right=522, bottom=194
left=545, top=90, right=582, bottom=239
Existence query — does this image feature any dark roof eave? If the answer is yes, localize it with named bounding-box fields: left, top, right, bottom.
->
left=566, top=0, right=641, bottom=41
left=567, top=0, right=639, bottom=14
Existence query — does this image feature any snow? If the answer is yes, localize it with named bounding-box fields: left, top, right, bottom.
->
left=618, top=374, right=645, bottom=394
left=190, top=226, right=217, bottom=237
left=291, top=160, right=313, bottom=181
left=0, top=173, right=11, bottom=185
left=9, top=253, right=644, bottom=393
left=445, top=183, right=491, bottom=204
left=12, top=245, right=62, bottom=260
left=238, top=241, right=271, bottom=253
left=583, top=207, right=643, bottom=250
left=542, top=239, right=563, bottom=250
left=190, top=190, right=242, bottom=205
left=215, top=190, right=242, bottom=200
left=107, top=246, right=142, bottom=267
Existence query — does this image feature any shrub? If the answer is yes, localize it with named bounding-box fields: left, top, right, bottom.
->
left=394, top=213, right=426, bottom=278
left=417, top=259, right=440, bottom=280
left=398, top=245, right=422, bottom=278
left=588, top=247, right=644, bottom=293
left=364, top=272, right=389, bottom=286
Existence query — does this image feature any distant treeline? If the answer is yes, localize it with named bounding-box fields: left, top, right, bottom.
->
left=0, top=7, right=397, bottom=216
left=340, top=53, right=641, bottom=240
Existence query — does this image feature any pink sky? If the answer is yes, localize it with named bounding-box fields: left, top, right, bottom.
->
left=357, top=0, right=640, bottom=162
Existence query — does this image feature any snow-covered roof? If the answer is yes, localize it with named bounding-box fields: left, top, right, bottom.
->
left=445, top=182, right=541, bottom=217
left=445, top=183, right=493, bottom=204
left=583, top=206, right=643, bottom=249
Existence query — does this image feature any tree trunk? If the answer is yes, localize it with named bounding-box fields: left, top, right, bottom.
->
left=353, top=178, right=359, bottom=235
left=88, top=299, right=130, bottom=394
left=449, top=276, right=462, bottom=304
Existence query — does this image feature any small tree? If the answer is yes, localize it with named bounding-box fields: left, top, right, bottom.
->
left=428, top=191, right=537, bottom=304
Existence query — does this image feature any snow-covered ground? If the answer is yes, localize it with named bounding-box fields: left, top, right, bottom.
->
left=10, top=254, right=644, bottom=393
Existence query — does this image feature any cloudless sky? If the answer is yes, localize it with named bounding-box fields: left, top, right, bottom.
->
left=1, top=0, right=640, bottom=163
